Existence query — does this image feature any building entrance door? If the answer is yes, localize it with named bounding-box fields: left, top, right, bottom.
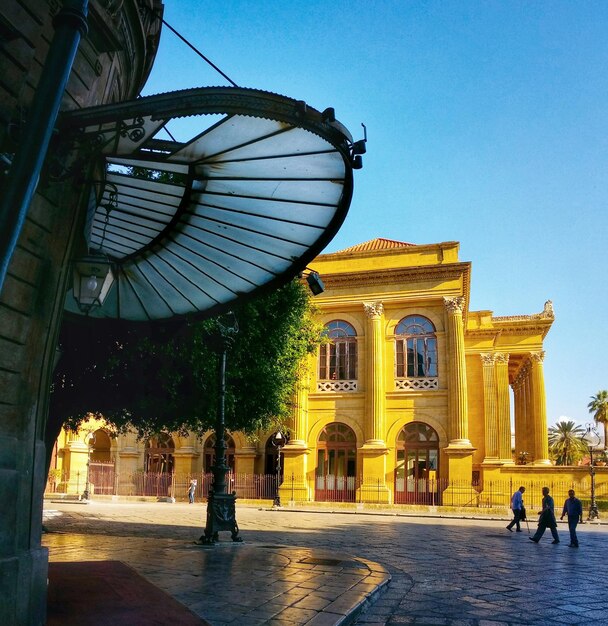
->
left=315, top=423, right=357, bottom=502
left=395, top=422, right=439, bottom=504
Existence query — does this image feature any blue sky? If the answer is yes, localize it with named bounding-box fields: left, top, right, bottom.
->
left=142, top=1, right=608, bottom=427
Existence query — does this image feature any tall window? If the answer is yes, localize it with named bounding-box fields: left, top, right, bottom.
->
left=395, top=315, right=437, bottom=378
left=319, top=320, right=357, bottom=380
left=316, top=423, right=357, bottom=502
left=395, top=422, right=439, bottom=504
left=204, top=435, right=235, bottom=473
left=145, top=433, right=175, bottom=473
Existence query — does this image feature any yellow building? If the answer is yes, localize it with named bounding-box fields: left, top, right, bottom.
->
left=52, top=237, right=581, bottom=508
left=280, top=238, right=555, bottom=506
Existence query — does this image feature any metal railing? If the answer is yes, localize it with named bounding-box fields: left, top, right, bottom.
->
left=44, top=469, right=608, bottom=510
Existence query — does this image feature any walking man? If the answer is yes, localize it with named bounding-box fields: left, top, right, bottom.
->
left=507, top=486, right=526, bottom=532
left=560, top=489, right=583, bottom=548
left=530, top=486, right=559, bottom=544
left=188, top=478, right=197, bottom=504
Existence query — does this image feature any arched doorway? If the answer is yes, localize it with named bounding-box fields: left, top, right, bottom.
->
left=395, top=422, right=439, bottom=504
left=89, top=429, right=114, bottom=495
left=142, top=433, right=174, bottom=497
left=264, top=435, right=279, bottom=476
left=315, top=423, right=357, bottom=502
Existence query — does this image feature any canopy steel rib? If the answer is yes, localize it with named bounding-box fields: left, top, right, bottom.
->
left=167, top=235, right=268, bottom=286
left=172, top=229, right=284, bottom=277
left=192, top=201, right=333, bottom=228
left=179, top=221, right=297, bottom=264
left=185, top=213, right=322, bottom=245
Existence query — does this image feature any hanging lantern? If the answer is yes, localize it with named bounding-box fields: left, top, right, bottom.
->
left=72, top=254, right=114, bottom=313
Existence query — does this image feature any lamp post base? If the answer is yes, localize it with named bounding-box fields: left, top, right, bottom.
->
left=199, top=491, right=242, bottom=544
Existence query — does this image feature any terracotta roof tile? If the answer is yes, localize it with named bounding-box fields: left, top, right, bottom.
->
left=334, top=238, right=414, bottom=254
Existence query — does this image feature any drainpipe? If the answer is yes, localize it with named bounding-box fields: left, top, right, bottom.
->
left=0, top=0, right=88, bottom=294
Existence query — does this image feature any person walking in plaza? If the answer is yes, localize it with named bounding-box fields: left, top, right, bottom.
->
left=560, top=489, right=583, bottom=548
left=188, top=478, right=197, bottom=504
left=507, top=486, right=526, bottom=532
left=530, top=486, right=559, bottom=544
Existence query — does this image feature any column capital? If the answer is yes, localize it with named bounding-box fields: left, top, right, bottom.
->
left=443, top=296, right=465, bottom=315
left=363, top=301, right=384, bottom=318
left=495, top=352, right=510, bottom=364
left=480, top=352, right=496, bottom=366
left=530, top=350, right=545, bottom=364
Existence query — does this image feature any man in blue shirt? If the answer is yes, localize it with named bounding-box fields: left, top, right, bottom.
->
left=560, top=489, right=583, bottom=548
left=507, top=486, right=526, bottom=532
left=530, top=486, right=560, bottom=544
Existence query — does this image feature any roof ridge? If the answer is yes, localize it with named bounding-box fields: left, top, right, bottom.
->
left=333, top=237, right=415, bottom=254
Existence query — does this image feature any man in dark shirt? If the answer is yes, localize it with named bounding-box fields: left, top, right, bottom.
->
left=560, top=489, right=583, bottom=548
left=530, top=486, right=560, bottom=544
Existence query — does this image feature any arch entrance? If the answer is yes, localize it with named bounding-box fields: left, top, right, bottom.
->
left=315, top=423, right=357, bottom=502
left=395, top=422, right=439, bottom=504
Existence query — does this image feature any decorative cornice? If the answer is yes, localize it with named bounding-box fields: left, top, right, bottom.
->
left=315, top=263, right=470, bottom=290
left=492, top=300, right=555, bottom=323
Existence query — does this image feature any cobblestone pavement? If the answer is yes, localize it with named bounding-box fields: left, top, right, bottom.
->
left=43, top=502, right=608, bottom=625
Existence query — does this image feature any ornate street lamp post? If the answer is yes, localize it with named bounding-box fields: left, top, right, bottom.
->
left=583, top=424, right=601, bottom=521
left=200, top=315, right=242, bottom=544
left=271, top=431, right=290, bottom=507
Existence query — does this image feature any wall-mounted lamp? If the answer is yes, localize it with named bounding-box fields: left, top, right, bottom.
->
left=306, top=271, right=325, bottom=295
left=73, top=253, right=114, bottom=314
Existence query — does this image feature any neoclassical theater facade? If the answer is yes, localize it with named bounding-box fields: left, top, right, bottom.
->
left=52, top=238, right=563, bottom=506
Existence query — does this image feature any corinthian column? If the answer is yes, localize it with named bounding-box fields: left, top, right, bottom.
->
left=530, top=351, right=551, bottom=465
left=480, top=353, right=499, bottom=461
left=289, top=360, right=310, bottom=447
left=495, top=352, right=514, bottom=463
left=363, top=301, right=385, bottom=445
left=443, top=296, right=472, bottom=447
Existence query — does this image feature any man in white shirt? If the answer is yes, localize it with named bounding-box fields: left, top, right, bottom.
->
left=507, top=486, right=526, bottom=532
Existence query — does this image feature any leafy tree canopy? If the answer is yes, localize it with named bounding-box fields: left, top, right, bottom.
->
left=548, top=420, right=587, bottom=466
left=50, top=279, right=323, bottom=441
left=588, top=390, right=608, bottom=449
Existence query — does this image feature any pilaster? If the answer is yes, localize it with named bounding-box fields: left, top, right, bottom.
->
left=363, top=301, right=386, bottom=445
left=530, top=351, right=551, bottom=465
left=480, top=353, right=499, bottom=463
left=495, top=352, right=514, bottom=464
left=443, top=296, right=473, bottom=449
left=280, top=444, right=310, bottom=504
left=290, top=361, right=310, bottom=447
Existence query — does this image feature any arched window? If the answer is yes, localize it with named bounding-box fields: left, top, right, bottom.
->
left=315, top=423, right=357, bottom=502
left=145, top=433, right=175, bottom=473
left=395, top=422, right=439, bottom=504
left=395, top=315, right=437, bottom=379
left=204, top=434, right=235, bottom=473
left=319, top=320, right=357, bottom=381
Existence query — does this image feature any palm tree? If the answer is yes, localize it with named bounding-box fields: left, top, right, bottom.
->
left=548, top=420, right=587, bottom=465
left=588, top=390, right=608, bottom=449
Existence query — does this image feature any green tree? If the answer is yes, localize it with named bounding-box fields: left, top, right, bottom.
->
left=548, top=420, right=587, bottom=465
left=47, top=278, right=323, bottom=464
left=588, top=390, right=608, bottom=449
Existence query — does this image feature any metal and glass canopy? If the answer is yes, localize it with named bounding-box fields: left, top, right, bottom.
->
left=60, top=87, right=361, bottom=321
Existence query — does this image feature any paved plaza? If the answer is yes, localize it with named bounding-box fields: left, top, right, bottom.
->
left=43, top=501, right=608, bottom=625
